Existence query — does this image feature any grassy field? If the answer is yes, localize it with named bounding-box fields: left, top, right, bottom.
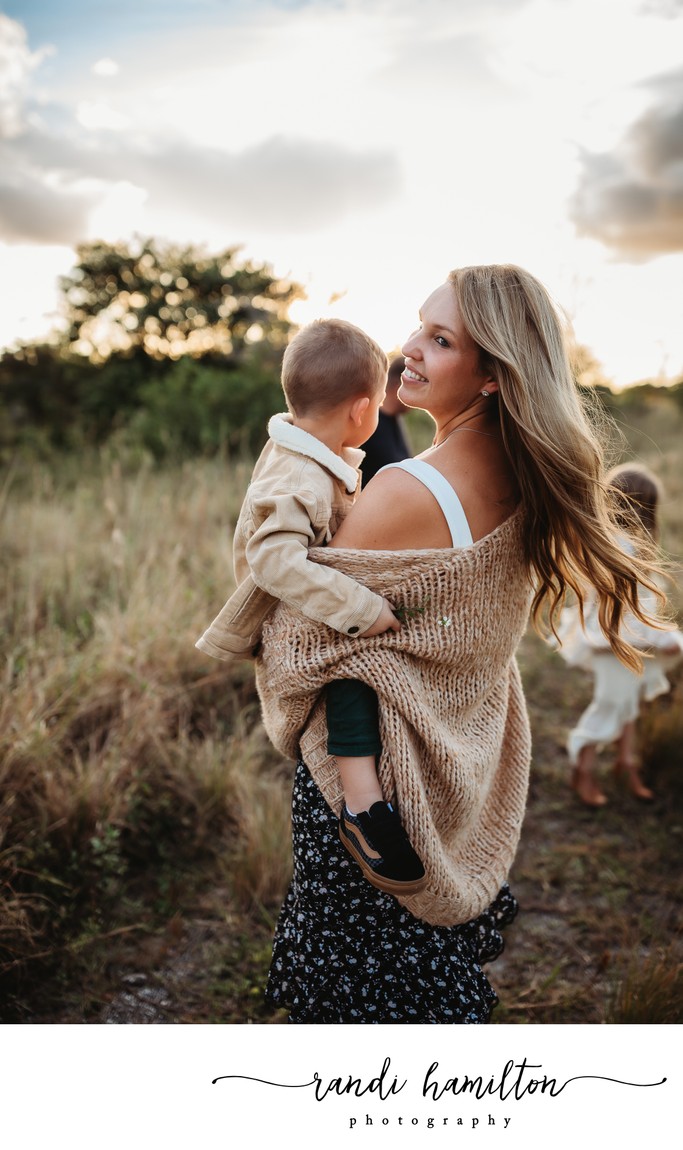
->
left=1, top=394, right=682, bottom=1024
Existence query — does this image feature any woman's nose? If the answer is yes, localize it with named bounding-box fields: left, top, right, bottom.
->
left=401, top=331, right=420, bottom=358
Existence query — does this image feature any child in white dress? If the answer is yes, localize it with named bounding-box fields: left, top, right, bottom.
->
left=557, top=463, right=683, bottom=806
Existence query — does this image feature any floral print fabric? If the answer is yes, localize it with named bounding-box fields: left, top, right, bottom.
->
left=266, top=760, right=518, bottom=1024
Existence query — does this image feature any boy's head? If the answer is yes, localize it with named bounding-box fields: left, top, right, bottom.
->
left=281, top=318, right=388, bottom=418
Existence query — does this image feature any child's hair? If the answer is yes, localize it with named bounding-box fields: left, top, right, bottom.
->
left=449, top=263, right=666, bottom=671
left=282, top=318, right=388, bottom=416
left=607, top=462, right=661, bottom=541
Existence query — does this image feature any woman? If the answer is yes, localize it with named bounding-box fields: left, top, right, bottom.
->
left=257, top=264, right=664, bottom=1024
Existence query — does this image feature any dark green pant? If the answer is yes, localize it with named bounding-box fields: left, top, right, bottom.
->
left=326, top=679, right=381, bottom=756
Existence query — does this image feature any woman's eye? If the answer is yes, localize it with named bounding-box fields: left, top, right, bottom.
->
left=435, top=335, right=450, bottom=348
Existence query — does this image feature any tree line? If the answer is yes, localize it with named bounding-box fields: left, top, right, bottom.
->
left=1, top=237, right=682, bottom=464
left=0, top=238, right=302, bottom=461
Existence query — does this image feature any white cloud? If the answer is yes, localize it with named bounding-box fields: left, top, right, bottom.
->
left=0, top=14, right=52, bottom=138
left=76, top=100, right=129, bottom=131
left=91, top=57, right=119, bottom=77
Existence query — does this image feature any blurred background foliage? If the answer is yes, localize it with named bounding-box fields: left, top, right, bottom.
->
left=2, top=236, right=683, bottom=468
left=0, top=237, right=303, bottom=461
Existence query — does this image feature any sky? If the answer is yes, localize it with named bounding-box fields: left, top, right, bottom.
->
left=1, top=0, right=682, bottom=388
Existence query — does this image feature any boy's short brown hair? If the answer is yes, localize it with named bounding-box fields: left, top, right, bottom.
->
left=281, top=318, right=388, bottom=416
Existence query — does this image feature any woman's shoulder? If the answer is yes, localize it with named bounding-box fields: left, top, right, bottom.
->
left=332, top=464, right=447, bottom=550
left=332, top=463, right=523, bottom=552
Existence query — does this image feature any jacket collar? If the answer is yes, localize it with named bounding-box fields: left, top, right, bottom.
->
left=268, top=413, right=363, bottom=494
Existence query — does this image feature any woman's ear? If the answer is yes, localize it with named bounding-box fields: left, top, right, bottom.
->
left=350, top=395, right=370, bottom=427
left=479, top=353, right=498, bottom=394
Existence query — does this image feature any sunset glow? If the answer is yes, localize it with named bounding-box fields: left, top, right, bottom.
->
left=1, top=0, right=682, bottom=388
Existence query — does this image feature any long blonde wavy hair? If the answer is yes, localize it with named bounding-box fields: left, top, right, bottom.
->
left=449, top=263, right=665, bottom=670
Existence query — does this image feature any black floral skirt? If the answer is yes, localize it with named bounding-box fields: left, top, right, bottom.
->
left=265, top=759, right=518, bottom=1024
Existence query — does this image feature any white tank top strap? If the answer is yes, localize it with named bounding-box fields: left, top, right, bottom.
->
left=379, top=458, right=474, bottom=547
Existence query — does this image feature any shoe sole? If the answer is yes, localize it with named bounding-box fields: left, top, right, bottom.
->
left=338, top=820, right=428, bottom=896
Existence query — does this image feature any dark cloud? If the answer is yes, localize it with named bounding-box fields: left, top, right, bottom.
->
left=0, top=163, right=100, bottom=245
left=128, top=135, right=401, bottom=233
left=0, top=124, right=401, bottom=244
left=570, top=68, right=683, bottom=259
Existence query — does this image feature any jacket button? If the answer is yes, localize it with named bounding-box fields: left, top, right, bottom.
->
left=348, top=626, right=360, bottom=634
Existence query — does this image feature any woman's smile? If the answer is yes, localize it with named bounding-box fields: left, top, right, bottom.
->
left=402, top=365, right=428, bottom=384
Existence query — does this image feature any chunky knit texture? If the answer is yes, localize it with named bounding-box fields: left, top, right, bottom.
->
left=255, top=507, right=534, bottom=927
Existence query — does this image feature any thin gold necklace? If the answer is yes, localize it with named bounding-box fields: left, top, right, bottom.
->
left=433, top=424, right=496, bottom=447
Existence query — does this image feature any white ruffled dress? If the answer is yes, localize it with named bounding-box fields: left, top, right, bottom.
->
left=556, top=567, right=683, bottom=763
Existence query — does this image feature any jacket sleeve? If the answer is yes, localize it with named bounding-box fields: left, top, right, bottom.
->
left=245, top=489, right=384, bottom=636
left=195, top=574, right=277, bottom=662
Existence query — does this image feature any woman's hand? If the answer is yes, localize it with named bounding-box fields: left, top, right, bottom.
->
left=360, top=597, right=402, bottom=636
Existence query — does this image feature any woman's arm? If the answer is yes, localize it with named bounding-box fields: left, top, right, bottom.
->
left=330, top=468, right=454, bottom=551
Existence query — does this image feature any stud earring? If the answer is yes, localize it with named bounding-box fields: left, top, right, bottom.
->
left=481, top=390, right=490, bottom=397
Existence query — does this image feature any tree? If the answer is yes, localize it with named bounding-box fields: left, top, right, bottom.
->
left=568, top=340, right=616, bottom=413
left=0, top=344, right=90, bottom=452
left=59, top=237, right=303, bottom=364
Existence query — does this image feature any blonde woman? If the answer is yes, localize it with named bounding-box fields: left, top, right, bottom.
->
left=257, top=264, right=666, bottom=1024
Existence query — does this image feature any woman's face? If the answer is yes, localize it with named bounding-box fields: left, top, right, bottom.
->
left=399, top=282, right=494, bottom=420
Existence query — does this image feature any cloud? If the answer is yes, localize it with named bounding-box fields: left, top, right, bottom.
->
left=0, top=122, right=400, bottom=244
left=0, top=14, right=51, bottom=139
left=131, top=136, right=401, bottom=232
left=91, top=57, right=120, bottom=77
left=0, top=166, right=101, bottom=245
left=385, top=0, right=529, bottom=19
left=639, top=0, right=683, bottom=15
left=0, top=9, right=400, bottom=246
left=376, top=30, right=519, bottom=101
left=570, top=67, right=683, bottom=259
left=103, top=135, right=400, bottom=235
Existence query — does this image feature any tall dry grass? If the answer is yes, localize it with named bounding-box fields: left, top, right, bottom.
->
left=1, top=392, right=682, bottom=1019
left=0, top=451, right=293, bottom=987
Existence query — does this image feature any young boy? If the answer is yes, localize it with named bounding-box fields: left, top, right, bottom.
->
left=196, top=318, right=426, bottom=894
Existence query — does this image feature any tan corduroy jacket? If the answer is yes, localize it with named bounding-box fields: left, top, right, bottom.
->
left=195, top=413, right=384, bottom=661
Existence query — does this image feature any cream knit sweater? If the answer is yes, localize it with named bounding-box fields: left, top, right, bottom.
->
left=255, top=507, right=534, bottom=927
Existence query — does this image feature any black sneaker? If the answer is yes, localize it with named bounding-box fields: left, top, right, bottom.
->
left=339, top=801, right=427, bottom=895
